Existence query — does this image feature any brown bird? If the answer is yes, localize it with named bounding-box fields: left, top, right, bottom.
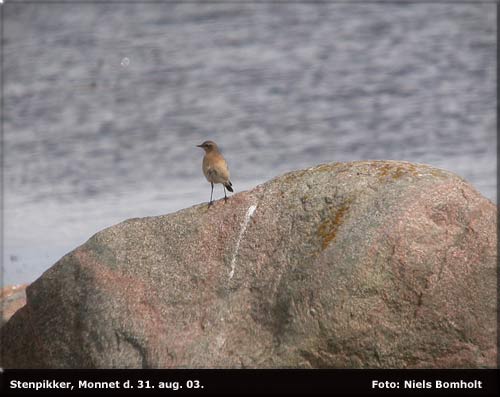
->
left=197, top=140, right=233, bottom=206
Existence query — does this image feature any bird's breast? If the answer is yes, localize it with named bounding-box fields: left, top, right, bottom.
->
left=202, top=152, right=230, bottom=183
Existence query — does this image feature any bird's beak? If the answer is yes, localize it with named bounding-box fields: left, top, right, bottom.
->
left=196, top=144, right=203, bottom=148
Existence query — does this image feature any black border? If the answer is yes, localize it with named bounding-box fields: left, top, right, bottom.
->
left=0, top=2, right=498, bottom=396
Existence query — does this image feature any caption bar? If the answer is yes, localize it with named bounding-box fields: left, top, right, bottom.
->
left=1, top=369, right=498, bottom=395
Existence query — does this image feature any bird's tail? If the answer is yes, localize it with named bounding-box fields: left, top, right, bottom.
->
left=225, top=181, right=234, bottom=192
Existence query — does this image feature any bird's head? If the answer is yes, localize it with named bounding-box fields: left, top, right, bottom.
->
left=196, top=140, right=218, bottom=153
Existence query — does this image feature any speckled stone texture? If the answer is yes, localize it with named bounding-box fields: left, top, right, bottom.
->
left=1, top=161, right=496, bottom=368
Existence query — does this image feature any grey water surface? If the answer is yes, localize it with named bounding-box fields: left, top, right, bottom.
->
left=3, top=2, right=496, bottom=285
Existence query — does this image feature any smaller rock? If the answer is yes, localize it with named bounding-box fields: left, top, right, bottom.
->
left=1, top=284, right=28, bottom=326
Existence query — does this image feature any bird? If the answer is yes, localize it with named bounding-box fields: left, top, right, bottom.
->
left=197, top=140, right=233, bottom=207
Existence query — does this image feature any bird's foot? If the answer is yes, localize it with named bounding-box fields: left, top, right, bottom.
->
left=208, top=201, right=213, bottom=208
left=224, top=196, right=228, bottom=203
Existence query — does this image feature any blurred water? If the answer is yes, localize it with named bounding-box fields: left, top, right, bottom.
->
left=3, top=3, right=496, bottom=285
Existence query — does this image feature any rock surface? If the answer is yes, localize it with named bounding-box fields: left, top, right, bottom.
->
left=1, top=161, right=496, bottom=368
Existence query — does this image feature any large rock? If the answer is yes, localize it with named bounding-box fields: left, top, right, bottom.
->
left=1, top=161, right=496, bottom=368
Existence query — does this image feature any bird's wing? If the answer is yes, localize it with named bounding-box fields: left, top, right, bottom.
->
left=207, top=167, right=218, bottom=179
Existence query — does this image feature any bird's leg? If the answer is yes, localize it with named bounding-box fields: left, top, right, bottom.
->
left=209, top=183, right=214, bottom=207
left=224, top=186, right=228, bottom=203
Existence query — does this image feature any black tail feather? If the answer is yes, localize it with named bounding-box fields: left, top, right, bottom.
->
left=225, top=181, right=234, bottom=192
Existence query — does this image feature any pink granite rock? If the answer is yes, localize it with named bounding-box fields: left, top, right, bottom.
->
left=1, top=284, right=27, bottom=326
left=1, top=161, right=496, bottom=368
